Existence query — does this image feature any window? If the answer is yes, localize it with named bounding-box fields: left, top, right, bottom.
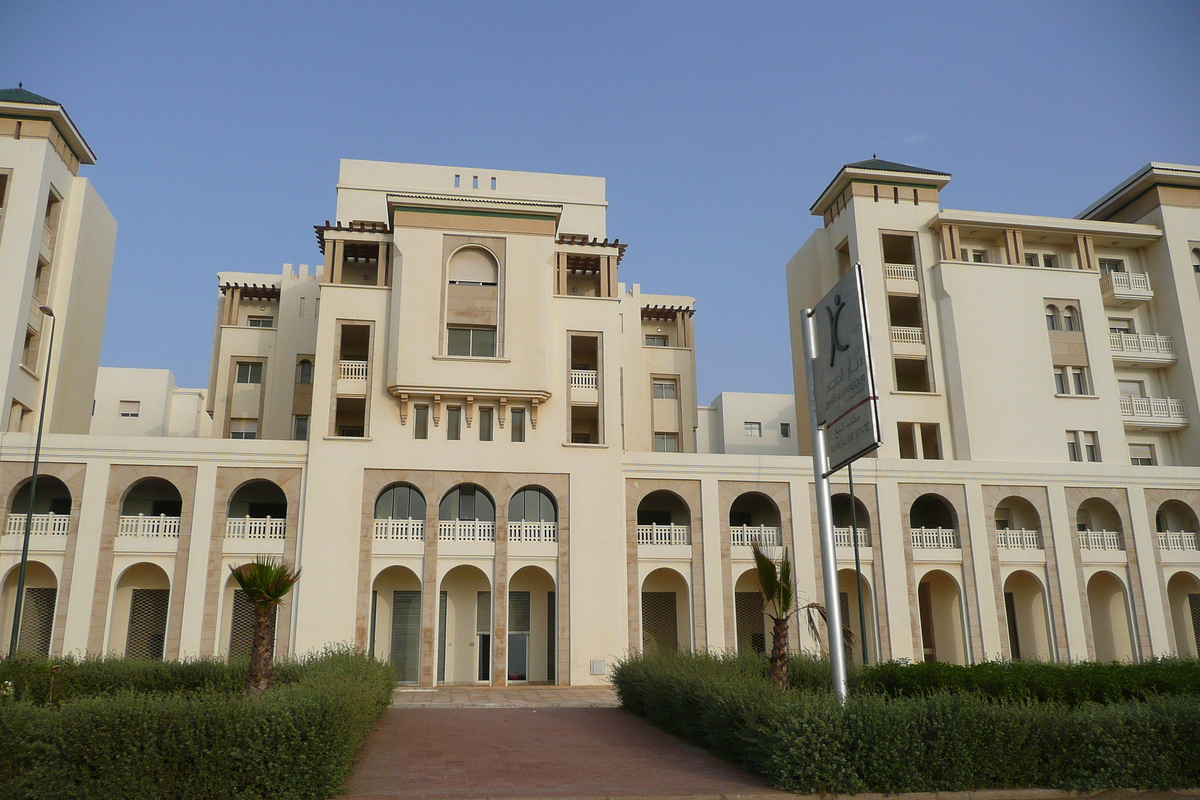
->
left=479, top=407, right=493, bottom=441
left=645, top=334, right=668, bottom=347
left=571, top=432, right=592, bottom=444
left=652, top=380, right=677, bottom=399
left=296, top=359, right=313, bottom=384
left=490, top=177, right=497, bottom=190
left=1054, top=366, right=1091, bottom=396
left=293, top=415, right=309, bottom=440
left=1067, top=434, right=1080, bottom=462
left=1191, top=247, right=1200, bottom=273
left=447, top=326, right=496, bottom=357
left=1118, top=380, right=1145, bottom=398
left=1067, top=430, right=1100, bottom=462
left=1129, top=444, right=1155, bottom=466
left=118, top=401, right=140, bottom=418
left=960, top=248, right=987, bottom=263
left=1083, top=431, right=1100, bottom=462
left=744, top=421, right=762, bottom=437
left=414, top=405, right=429, bottom=439
left=1072, top=368, right=1088, bottom=395
left=1099, top=258, right=1126, bottom=275
left=511, top=408, right=526, bottom=442
left=447, top=407, right=461, bottom=440
left=653, top=432, right=679, bottom=452
left=780, top=422, right=791, bottom=438
left=1025, top=253, right=1038, bottom=267
left=235, top=362, right=263, bottom=384
left=247, top=316, right=274, bottom=328
left=1026, top=252, right=1057, bottom=268
left=454, top=174, right=460, bottom=188
left=1062, top=306, right=1079, bottom=332
left=1054, top=368, right=1067, bottom=395
left=1045, top=305, right=1060, bottom=331
left=21, top=329, right=38, bottom=369
left=230, top=419, right=258, bottom=440
left=1042, top=254, right=1057, bottom=269
left=1108, top=318, right=1134, bottom=335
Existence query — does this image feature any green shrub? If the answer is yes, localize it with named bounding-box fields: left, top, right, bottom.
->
left=0, top=648, right=394, bottom=800
left=612, top=651, right=1200, bottom=794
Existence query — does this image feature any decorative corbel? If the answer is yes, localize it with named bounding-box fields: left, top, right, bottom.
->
left=465, top=396, right=474, bottom=427
left=398, top=393, right=409, bottom=425
left=530, top=398, right=539, bottom=429
left=432, top=395, right=442, bottom=427
left=498, top=396, right=508, bottom=427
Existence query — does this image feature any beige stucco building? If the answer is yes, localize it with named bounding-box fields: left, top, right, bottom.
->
left=1, top=90, right=1198, bottom=680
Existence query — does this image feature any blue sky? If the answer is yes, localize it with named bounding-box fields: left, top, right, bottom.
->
left=3, top=1, right=1198, bottom=401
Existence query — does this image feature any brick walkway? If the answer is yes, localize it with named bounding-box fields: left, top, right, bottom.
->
left=337, top=706, right=789, bottom=799
left=391, top=685, right=620, bottom=708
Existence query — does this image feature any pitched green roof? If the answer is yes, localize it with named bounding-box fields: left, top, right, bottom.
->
left=0, top=87, right=59, bottom=106
left=845, top=158, right=949, bottom=177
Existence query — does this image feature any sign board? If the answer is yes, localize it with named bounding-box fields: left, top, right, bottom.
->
left=813, top=263, right=882, bottom=476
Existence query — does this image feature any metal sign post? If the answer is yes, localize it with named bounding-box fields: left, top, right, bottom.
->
left=803, top=263, right=882, bottom=703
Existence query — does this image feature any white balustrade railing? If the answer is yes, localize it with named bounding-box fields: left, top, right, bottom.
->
left=438, top=520, right=496, bottom=542
left=1157, top=530, right=1199, bottom=551
left=1108, top=332, right=1175, bottom=357
left=910, top=527, right=959, bottom=548
left=731, top=525, right=782, bottom=547
left=225, top=517, right=286, bottom=540
left=1119, top=396, right=1187, bottom=422
left=1078, top=530, right=1123, bottom=551
left=1101, top=271, right=1151, bottom=293
left=339, top=360, right=369, bottom=380
left=373, top=518, right=425, bottom=541
left=996, top=528, right=1042, bottom=550
left=833, top=527, right=870, bottom=547
left=570, top=370, right=598, bottom=390
left=508, top=520, right=558, bottom=542
left=884, top=263, right=917, bottom=280
left=4, top=513, right=70, bottom=536
left=118, top=514, right=181, bottom=537
left=637, top=523, right=691, bottom=545
left=891, top=326, right=925, bottom=345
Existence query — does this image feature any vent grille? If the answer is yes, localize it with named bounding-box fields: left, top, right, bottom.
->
left=641, top=592, right=677, bottom=653
left=228, top=590, right=276, bottom=660
left=735, top=591, right=765, bottom=654
left=17, top=587, right=55, bottom=657
left=126, top=588, right=169, bottom=660
left=1190, top=594, right=1200, bottom=651
left=391, top=591, right=421, bottom=683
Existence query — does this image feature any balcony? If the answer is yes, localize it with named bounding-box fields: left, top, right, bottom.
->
left=910, top=527, right=959, bottom=549
left=118, top=514, right=181, bottom=538
left=890, top=326, right=926, bottom=357
left=884, top=263, right=919, bottom=294
left=337, top=360, right=369, bottom=397
left=1109, top=333, right=1176, bottom=366
left=1100, top=271, right=1153, bottom=307
left=1078, top=530, right=1122, bottom=551
left=995, top=529, right=1042, bottom=550
left=508, top=520, right=557, bottom=543
left=637, top=523, right=691, bottom=545
left=373, top=518, right=425, bottom=541
left=225, top=517, right=286, bottom=540
left=570, top=369, right=599, bottom=404
left=4, top=513, right=70, bottom=537
left=438, top=520, right=495, bottom=542
left=833, top=527, right=870, bottom=548
left=1157, top=530, right=1199, bottom=552
left=731, top=525, right=781, bottom=548
left=1119, top=396, right=1188, bottom=430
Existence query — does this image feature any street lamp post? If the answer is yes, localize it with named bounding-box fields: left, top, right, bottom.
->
left=9, top=306, right=56, bottom=659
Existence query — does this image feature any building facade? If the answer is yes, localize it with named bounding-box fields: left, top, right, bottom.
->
left=1, top=91, right=1198, bottom=680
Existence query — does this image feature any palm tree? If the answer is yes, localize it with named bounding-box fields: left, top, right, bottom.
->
left=751, top=541, right=854, bottom=688
left=229, top=556, right=301, bottom=694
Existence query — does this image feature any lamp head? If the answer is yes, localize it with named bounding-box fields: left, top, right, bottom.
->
left=39, top=306, right=54, bottom=317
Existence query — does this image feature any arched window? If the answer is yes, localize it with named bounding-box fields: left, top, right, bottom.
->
left=375, top=483, right=426, bottom=520
left=227, top=480, right=287, bottom=518
left=439, top=484, right=495, bottom=522
left=511, top=487, right=556, bottom=523
left=1191, top=247, right=1200, bottom=274
left=447, top=247, right=498, bottom=285
left=1062, top=305, right=1080, bottom=332
left=296, top=359, right=313, bottom=385
left=1045, top=304, right=1060, bottom=331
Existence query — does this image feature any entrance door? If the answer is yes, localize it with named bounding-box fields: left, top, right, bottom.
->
left=391, top=590, right=421, bottom=682
left=508, top=591, right=530, bottom=681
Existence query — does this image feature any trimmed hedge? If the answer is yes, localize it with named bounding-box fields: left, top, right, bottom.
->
left=0, top=648, right=394, bottom=800
left=612, top=650, right=1200, bottom=794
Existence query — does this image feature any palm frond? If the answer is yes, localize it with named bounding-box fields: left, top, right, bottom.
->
left=230, top=556, right=302, bottom=608
left=750, top=542, right=778, bottom=610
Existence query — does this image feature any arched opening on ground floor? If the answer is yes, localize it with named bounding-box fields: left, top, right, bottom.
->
left=734, top=569, right=767, bottom=655
left=508, top=565, right=556, bottom=683
left=371, top=565, right=422, bottom=682
left=1166, top=571, right=1200, bottom=658
left=110, top=562, right=170, bottom=659
left=838, top=568, right=875, bottom=665
left=1002, top=570, right=1052, bottom=661
left=1, top=561, right=57, bottom=656
left=438, top=564, right=491, bottom=685
left=917, top=569, right=966, bottom=664
left=221, top=563, right=278, bottom=660
left=1087, top=570, right=1135, bottom=662
left=641, top=567, right=689, bottom=653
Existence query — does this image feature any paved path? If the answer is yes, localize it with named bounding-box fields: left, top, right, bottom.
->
left=338, top=706, right=788, bottom=799
left=391, top=685, right=620, bottom=708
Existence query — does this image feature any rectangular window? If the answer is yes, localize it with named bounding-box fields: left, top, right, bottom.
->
left=414, top=405, right=429, bottom=439
left=247, top=316, right=274, bottom=328
left=1109, top=318, right=1134, bottom=334
left=1025, top=253, right=1039, bottom=267
left=744, top=421, right=762, bottom=437
left=571, top=432, right=591, bottom=444
left=235, top=362, right=263, bottom=384
left=1042, top=254, right=1057, bottom=269
left=653, top=432, right=679, bottom=452
left=1054, top=368, right=1067, bottom=395
left=118, top=401, right=140, bottom=418
left=780, top=422, right=791, bottom=438
left=961, top=248, right=987, bottom=263
left=644, top=334, right=668, bottom=347
left=447, top=407, right=461, bottom=440
left=1072, top=368, right=1088, bottom=395
left=479, top=407, right=493, bottom=441
left=652, top=380, right=677, bottom=399
left=230, top=419, right=258, bottom=440
left=1129, top=443, right=1155, bottom=466
left=293, top=415, right=309, bottom=440
left=1083, top=431, right=1100, bottom=462
left=447, top=326, right=497, bottom=357
left=1119, top=380, right=1145, bottom=398
left=511, top=408, right=526, bottom=442
left=1099, top=258, right=1126, bottom=275
left=1067, top=434, right=1080, bottom=462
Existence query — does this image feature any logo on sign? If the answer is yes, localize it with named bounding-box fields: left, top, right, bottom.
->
left=825, top=293, right=850, bottom=368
